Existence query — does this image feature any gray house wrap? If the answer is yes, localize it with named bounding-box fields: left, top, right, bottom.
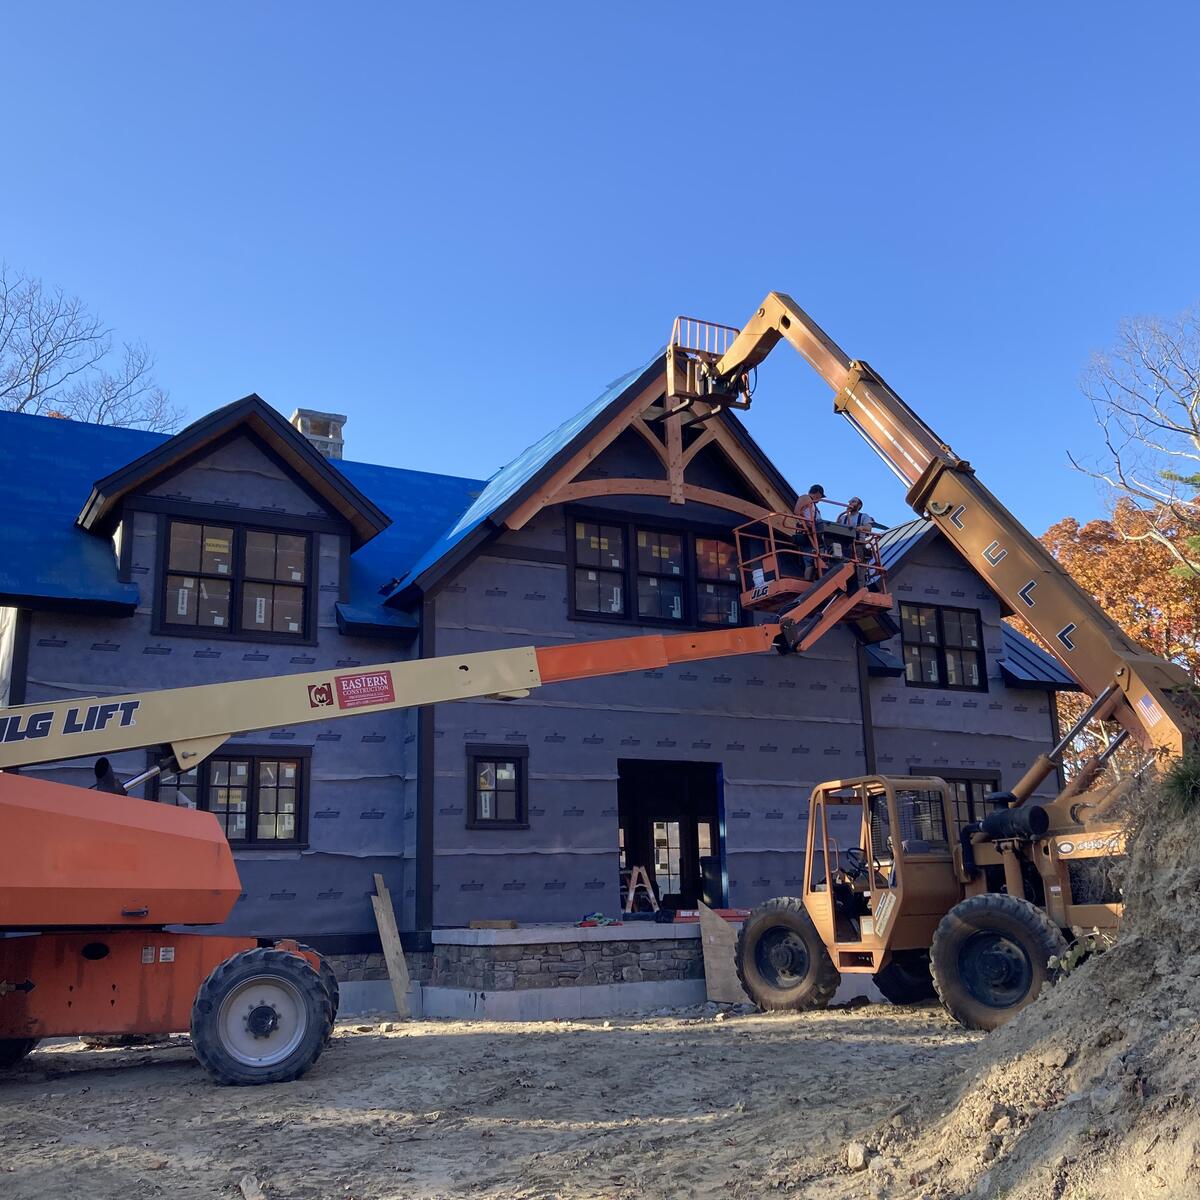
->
left=0, top=365, right=1075, bottom=951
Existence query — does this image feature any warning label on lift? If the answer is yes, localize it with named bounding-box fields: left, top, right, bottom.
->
left=335, top=671, right=396, bottom=710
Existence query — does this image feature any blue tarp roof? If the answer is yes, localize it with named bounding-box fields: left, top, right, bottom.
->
left=0, top=412, right=159, bottom=609
left=0, top=409, right=481, bottom=616
left=388, top=353, right=662, bottom=597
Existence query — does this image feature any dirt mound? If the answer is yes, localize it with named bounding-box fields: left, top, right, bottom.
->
left=791, top=785, right=1200, bottom=1199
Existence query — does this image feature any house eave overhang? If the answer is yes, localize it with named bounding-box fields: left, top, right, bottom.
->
left=76, top=395, right=392, bottom=549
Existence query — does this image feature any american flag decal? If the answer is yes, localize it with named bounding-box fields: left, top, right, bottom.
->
left=1137, top=694, right=1163, bottom=727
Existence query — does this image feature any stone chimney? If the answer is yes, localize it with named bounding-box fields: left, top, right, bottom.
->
left=290, top=408, right=347, bottom=460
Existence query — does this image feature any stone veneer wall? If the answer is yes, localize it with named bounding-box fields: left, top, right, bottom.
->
left=431, top=938, right=702, bottom=991
left=325, top=938, right=703, bottom=991
left=326, top=952, right=432, bottom=985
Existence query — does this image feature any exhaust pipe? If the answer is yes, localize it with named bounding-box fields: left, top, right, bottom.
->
left=980, top=804, right=1049, bottom=841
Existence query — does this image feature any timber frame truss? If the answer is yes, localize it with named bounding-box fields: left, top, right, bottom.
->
left=505, top=369, right=792, bottom=532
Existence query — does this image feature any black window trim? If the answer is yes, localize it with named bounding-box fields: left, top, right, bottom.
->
left=909, top=766, right=1002, bottom=833
left=150, top=743, right=311, bottom=849
left=466, top=742, right=530, bottom=830
left=899, top=602, right=988, bottom=692
left=566, top=506, right=745, bottom=631
left=152, top=514, right=319, bottom=645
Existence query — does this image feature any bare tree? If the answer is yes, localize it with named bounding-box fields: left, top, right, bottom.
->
left=0, top=264, right=182, bottom=431
left=1070, top=304, right=1200, bottom=576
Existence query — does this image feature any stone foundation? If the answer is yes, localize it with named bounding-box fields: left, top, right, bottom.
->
left=326, top=951, right=433, bottom=985
left=326, top=924, right=710, bottom=1018
left=431, top=936, right=702, bottom=991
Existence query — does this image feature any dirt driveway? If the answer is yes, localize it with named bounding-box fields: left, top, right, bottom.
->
left=0, top=1005, right=976, bottom=1200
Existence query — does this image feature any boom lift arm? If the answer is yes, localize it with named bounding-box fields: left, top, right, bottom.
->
left=668, top=292, right=1194, bottom=798
left=0, top=623, right=794, bottom=776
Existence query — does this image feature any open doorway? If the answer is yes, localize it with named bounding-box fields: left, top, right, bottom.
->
left=617, top=759, right=725, bottom=909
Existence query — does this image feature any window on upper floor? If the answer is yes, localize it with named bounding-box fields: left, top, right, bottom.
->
left=899, top=603, right=986, bottom=691
left=569, top=515, right=742, bottom=628
left=159, top=519, right=311, bottom=640
left=156, top=748, right=308, bottom=846
left=466, top=743, right=529, bottom=829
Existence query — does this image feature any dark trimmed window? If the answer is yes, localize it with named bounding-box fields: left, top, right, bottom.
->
left=467, top=744, right=529, bottom=829
left=943, top=775, right=1003, bottom=830
left=900, top=603, right=986, bottom=690
left=161, top=520, right=311, bottom=639
left=156, top=749, right=308, bottom=846
left=570, top=515, right=741, bottom=628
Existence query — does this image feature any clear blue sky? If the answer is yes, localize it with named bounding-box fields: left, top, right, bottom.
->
left=5, top=3, right=1199, bottom=533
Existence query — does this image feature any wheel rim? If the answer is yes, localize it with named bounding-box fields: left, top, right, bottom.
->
left=958, top=931, right=1033, bottom=1009
left=755, top=926, right=811, bottom=989
left=216, top=973, right=309, bottom=1067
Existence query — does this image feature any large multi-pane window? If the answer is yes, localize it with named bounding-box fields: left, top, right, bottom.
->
left=942, top=775, right=1003, bottom=831
left=161, top=520, right=309, bottom=638
left=570, top=516, right=741, bottom=627
left=156, top=751, right=306, bottom=846
left=466, top=744, right=529, bottom=829
left=900, top=603, right=986, bottom=690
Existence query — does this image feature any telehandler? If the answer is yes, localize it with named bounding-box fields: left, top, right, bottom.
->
left=664, top=295, right=1193, bottom=1028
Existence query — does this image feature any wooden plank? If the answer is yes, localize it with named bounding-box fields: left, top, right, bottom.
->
left=371, top=873, right=411, bottom=1019
left=698, top=901, right=751, bottom=1004
left=469, top=919, right=518, bottom=929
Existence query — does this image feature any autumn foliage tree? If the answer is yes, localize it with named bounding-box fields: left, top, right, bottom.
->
left=1029, top=499, right=1200, bottom=775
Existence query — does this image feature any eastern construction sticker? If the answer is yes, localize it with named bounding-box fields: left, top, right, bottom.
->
left=335, top=670, right=396, bottom=709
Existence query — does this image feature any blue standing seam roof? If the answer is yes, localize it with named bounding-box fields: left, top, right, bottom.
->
left=0, top=409, right=482, bottom=615
left=999, top=624, right=1080, bottom=690
left=387, top=352, right=663, bottom=596
left=876, top=516, right=936, bottom=573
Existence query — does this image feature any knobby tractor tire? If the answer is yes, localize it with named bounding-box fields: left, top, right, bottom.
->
left=735, top=896, right=840, bottom=1012
left=930, top=894, right=1068, bottom=1032
left=0, top=1038, right=39, bottom=1068
left=873, top=951, right=937, bottom=1005
left=191, top=947, right=332, bottom=1086
left=295, top=943, right=341, bottom=1039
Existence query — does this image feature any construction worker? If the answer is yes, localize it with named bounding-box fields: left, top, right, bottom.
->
left=836, top=496, right=873, bottom=539
left=837, top=496, right=875, bottom=590
left=792, top=484, right=825, bottom=579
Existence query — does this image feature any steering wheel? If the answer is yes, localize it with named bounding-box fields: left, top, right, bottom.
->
left=842, top=847, right=869, bottom=881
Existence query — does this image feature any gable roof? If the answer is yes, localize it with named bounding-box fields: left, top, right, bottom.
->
left=0, top=409, right=480, bottom=616
left=388, top=353, right=664, bottom=600
left=388, top=351, right=798, bottom=602
left=78, top=394, right=391, bottom=549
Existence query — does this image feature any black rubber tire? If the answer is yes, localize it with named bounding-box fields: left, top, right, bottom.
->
left=735, top=896, right=840, bottom=1012
left=0, top=1038, right=39, bottom=1068
left=191, top=947, right=332, bottom=1086
left=930, top=894, right=1068, bottom=1031
left=295, top=944, right=340, bottom=1037
left=874, top=951, right=937, bottom=1005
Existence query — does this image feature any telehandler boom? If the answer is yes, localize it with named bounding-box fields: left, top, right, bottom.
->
left=666, top=294, right=1195, bottom=1028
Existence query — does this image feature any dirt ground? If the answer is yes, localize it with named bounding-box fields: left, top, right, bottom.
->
left=0, top=1002, right=976, bottom=1200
